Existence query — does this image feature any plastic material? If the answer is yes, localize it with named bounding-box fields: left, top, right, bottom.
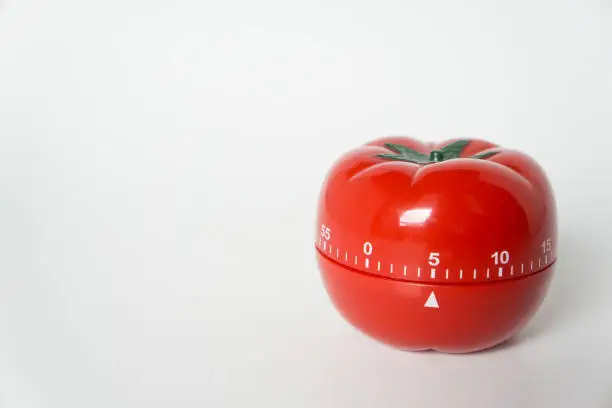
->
left=314, top=136, right=557, bottom=353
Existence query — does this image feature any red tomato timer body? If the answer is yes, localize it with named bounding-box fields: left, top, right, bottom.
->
left=314, top=137, right=557, bottom=353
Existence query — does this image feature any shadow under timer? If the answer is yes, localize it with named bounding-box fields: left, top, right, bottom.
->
left=314, top=137, right=557, bottom=353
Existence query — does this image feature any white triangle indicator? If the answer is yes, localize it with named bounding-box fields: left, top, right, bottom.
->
left=424, top=291, right=439, bottom=309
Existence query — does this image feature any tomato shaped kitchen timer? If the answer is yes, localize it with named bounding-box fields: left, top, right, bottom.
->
left=314, top=136, right=557, bottom=353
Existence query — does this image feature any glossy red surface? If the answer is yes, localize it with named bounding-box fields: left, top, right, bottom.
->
left=314, top=136, right=557, bottom=353
left=317, top=253, right=554, bottom=353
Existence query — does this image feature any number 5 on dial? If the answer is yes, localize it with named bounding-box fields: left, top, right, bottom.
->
left=428, top=252, right=440, bottom=266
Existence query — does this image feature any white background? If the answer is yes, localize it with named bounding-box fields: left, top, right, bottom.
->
left=1, top=0, right=611, bottom=406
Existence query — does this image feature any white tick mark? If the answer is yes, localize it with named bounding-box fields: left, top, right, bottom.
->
left=377, top=261, right=381, bottom=272
left=531, top=261, right=534, bottom=271
left=365, top=258, right=370, bottom=269
left=430, top=268, right=436, bottom=279
left=460, top=269, right=463, bottom=280
left=323, top=241, right=326, bottom=251
left=354, top=256, right=358, bottom=265
left=390, top=264, right=394, bottom=274
left=473, top=269, right=477, bottom=279
left=329, top=244, right=332, bottom=254
left=445, top=269, right=449, bottom=279
left=336, top=248, right=339, bottom=258
left=345, top=252, right=348, bottom=262
left=403, top=265, right=407, bottom=276
left=498, top=267, right=503, bottom=277
left=418, top=267, right=421, bottom=278
left=545, top=254, right=548, bottom=264
left=521, top=264, right=524, bottom=274
left=511, top=265, right=514, bottom=275
left=487, top=268, right=490, bottom=279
